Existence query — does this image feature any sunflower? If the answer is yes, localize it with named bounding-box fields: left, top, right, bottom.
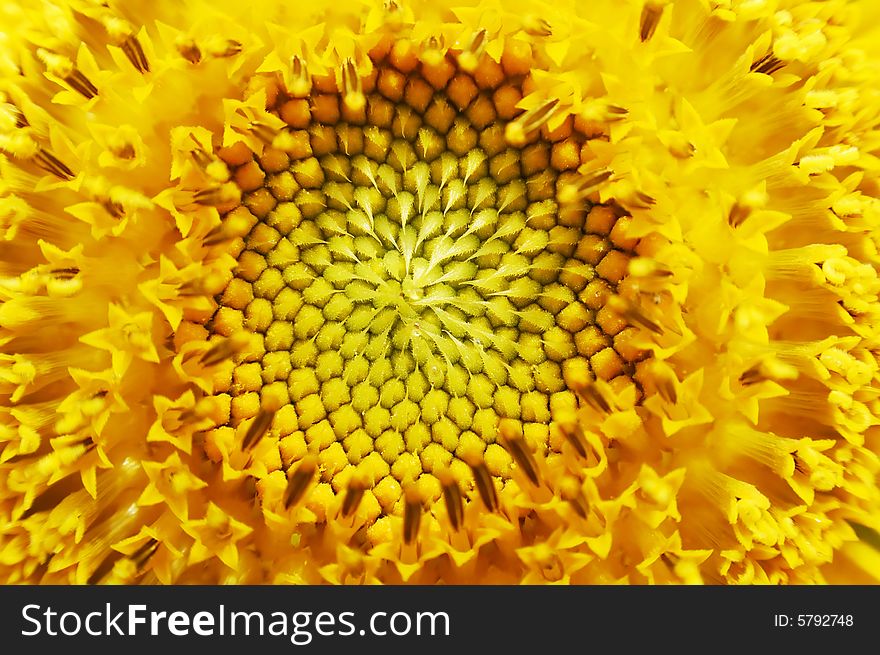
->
left=1, top=0, right=879, bottom=585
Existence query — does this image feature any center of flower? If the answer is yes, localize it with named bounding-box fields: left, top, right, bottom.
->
left=209, top=51, right=643, bottom=533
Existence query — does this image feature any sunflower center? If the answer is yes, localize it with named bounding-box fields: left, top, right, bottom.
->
left=210, top=53, right=642, bottom=524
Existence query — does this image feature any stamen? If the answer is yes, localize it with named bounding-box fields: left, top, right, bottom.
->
left=750, top=53, right=785, bottom=76
left=438, top=469, right=463, bottom=530
left=199, top=332, right=250, bottom=366
left=130, top=538, right=160, bottom=570
left=103, top=17, right=150, bottom=73
left=176, top=37, right=202, bottom=64
left=341, top=471, right=368, bottom=517
left=33, top=148, right=74, bottom=180
left=557, top=169, right=613, bottom=206
left=558, top=419, right=589, bottom=458
left=290, top=56, right=312, bottom=98
left=284, top=456, right=317, bottom=508
left=606, top=295, right=663, bottom=334
left=523, top=16, right=552, bottom=37
left=468, top=458, right=498, bottom=512
left=241, top=407, right=275, bottom=450
left=457, top=29, right=487, bottom=73
left=505, top=98, right=561, bottom=147
left=500, top=424, right=540, bottom=486
left=639, top=2, right=664, bottom=42
left=191, top=182, right=241, bottom=207
left=570, top=379, right=614, bottom=414
left=559, top=476, right=589, bottom=518
left=420, top=36, right=446, bottom=67
left=403, top=487, right=422, bottom=544
left=342, top=59, right=366, bottom=112
left=37, top=50, right=98, bottom=99
left=204, top=37, right=243, bottom=58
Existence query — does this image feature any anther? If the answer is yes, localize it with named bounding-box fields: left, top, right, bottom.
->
left=130, top=538, right=160, bottom=569
left=523, top=16, right=552, bottom=37
left=178, top=275, right=222, bottom=297
left=558, top=419, right=589, bottom=458
left=606, top=295, right=663, bottom=334
left=342, top=59, right=366, bottom=112
left=384, top=0, right=404, bottom=29
left=570, top=379, right=613, bottom=414
left=557, top=169, right=613, bottom=206
left=505, top=98, right=561, bottom=147
left=103, top=17, right=150, bottom=73
left=241, top=120, right=279, bottom=145
left=49, top=267, right=80, bottom=281
left=579, top=100, right=628, bottom=123
left=467, top=458, right=498, bottom=512
left=738, top=357, right=797, bottom=386
left=750, top=53, right=784, bottom=76
left=204, top=37, right=242, bottom=58
left=191, top=182, right=241, bottom=207
left=199, top=332, right=250, bottom=366
left=559, top=476, right=589, bottom=518
left=289, top=56, right=312, bottom=98
left=33, top=148, right=74, bottom=180
left=241, top=407, right=275, bottom=450
left=176, top=37, right=202, bottom=64
left=341, top=471, right=369, bottom=518
left=728, top=202, right=751, bottom=228
left=403, top=487, right=422, bottom=545
left=284, top=456, right=317, bottom=509
left=728, top=185, right=768, bottom=228
left=500, top=420, right=540, bottom=486
left=457, top=29, right=487, bottom=73
left=203, top=221, right=244, bottom=246
left=37, top=49, right=98, bottom=99
left=639, top=2, right=664, bottom=42
left=437, top=469, right=464, bottom=530
left=1, top=101, right=27, bottom=128
left=628, top=257, right=673, bottom=280
left=421, top=36, right=446, bottom=67
left=188, top=136, right=229, bottom=182
left=620, top=190, right=656, bottom=210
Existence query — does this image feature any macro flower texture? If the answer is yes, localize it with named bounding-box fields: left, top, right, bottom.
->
left=1, top=0, right=879, bottom=586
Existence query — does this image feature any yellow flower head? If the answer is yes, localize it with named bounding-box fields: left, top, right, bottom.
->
left=2, top=0, right=880, bottom=584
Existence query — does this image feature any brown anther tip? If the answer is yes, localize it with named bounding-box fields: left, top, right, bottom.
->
left=629, top=257, right=672, bottom=279
left=199, top=332, right=248, bottom=366
left=241, top=407, right=275, bottom=450
left=341, top=476, right=367, bottom=517
left=560, top=422, right=589, bottom=458
left=403, top=489, right=423, bottom=545
left=210, top=40, right=243, bottom=58
left=639, top=3, right=664, bottom=42
left=65, top=69, right=99, bottom=99
left=177, top=38, right=202, bottom=64
left=284, top=456, right=317, bottom=509
left=34, top=149, right=74, bottom=180
left=289, top=56, right=312, bottom=97
left=122, top=35, right=150, bottom=74
left=559, top=477, right=589, bottom=518
left=468, top=460, right=498, bottom=512
left=501, top=432, right=540, bottom=486
left=728, top=202, right=751, bottom=228
left=130, top=538, right=160, bottom=569
left=442, top=479, right=464, bottom=531
left=750, top=53, right=784, bottom=76
left=572, top=379, right=613, bottom=414
left=607, top=295, right=663, bottom=335
left=523, top=16, right=552, bottom=37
